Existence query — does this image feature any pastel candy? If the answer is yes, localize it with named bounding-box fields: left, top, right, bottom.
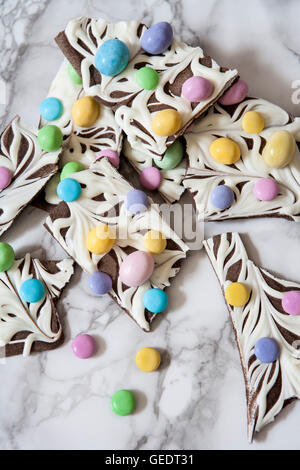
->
left=40, top=97, right=63, bottom=121
left=96, top=149, right=120, bottom=169
left=152, top=109, right=182, bottom=136
left=60, top=161, right=84, bottom=180
left=282, top=291, right=300, bottom=316
left=155, top=140, right=184, bottom=170
left=253, top=178, right=278, bottom=201
left=38, top=125, right=63, bottom=152
left=143, top=230, right=167, bottom=254
left=225, top=282, right=250, bottom=307
left=67, top=63, right=83, bottom=85
left=72, top=334, right=96, bottom=359
left=88, top=271, right=112, bottom=295
left=119, top=251, right=154, bottom=287
left=140, top=167, right=162, bottom=190
left=209, top=137, right=241, bottom=165
left=210, top=185, right=235, bottom=210
left=263, top=130, right=296, bottom=169
left=136, top=66, right=159, bottom=90
left=242, top=111, right=264, bottom=134
left=136, top=347, right=161, bottom=372
left=72, top=96, right=100, bottom=128
left=111, top=390, right=135, bottom=416
left=254, top=337, right=279, bottom=363
left=57, top=178, right=82, bottom=202
left=95, top=39, right=130, bottom=76
left=125, top=189, right=149, bottom=214
left=182, top=76, right=214, bottom=102
left=86, top=225, right=115, bottom=255
left=0, top=242, right=14, bottom=272
left=0, top=166, right=12, bottom=189
left=20, top=278, right=45, bottom=303
left=141, top=22, right=173, bottom=54
left=218, top=78, right=248, bottom=106
left=143, top=288, right=168, bottom=314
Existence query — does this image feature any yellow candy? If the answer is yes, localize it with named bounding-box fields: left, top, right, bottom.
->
left=209, top=137, right=241, bottom=165
left=242, top=111, right=265, bottom=134
left=152, top=109, right=182, bottom=136
left=72, top=96, right=100, bottom=127
left=143, top=230, right=167, bottom=254
left=225, top=282, right=250, bottom=307
left=263, top=130, right=296, bottom=169
left=86, top=225, right=115, bottom=254
left=136, top=347, right=161, bottom=372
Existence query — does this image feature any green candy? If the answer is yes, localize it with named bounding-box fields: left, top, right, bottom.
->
left=111, top=390, right=136, bottom=416
left=60, top=161, right=85, bottom=181
left=136, top=66, right=159, bottom=90
left=0, top=242, right=14, bottom=272
left=38, top=125, right=63, bottom=152
left=155, top=139, right=184, bottom=170
left=68, top=63, right=83, bottom=85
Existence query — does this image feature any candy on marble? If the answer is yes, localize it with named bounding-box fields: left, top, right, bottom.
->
left=67, top=63, right=83, bottom=85
left=263, top=130, right=296, bottom=169
left=95, top=39, right=130, bottom=76
left=60, top=161, right=84, bottom=180
left=72, top=334, right=96, bottom=359
left=182, top=76, right=214, bottom=102
left=136, top=347, right=161, bottom=372
left=86, top=225, right=115, bottom=255
left=209, top=137, right=241, bottom=165
left=282, top=291, right=300, bottom=316
left=140, top=167, right=162, bottom=190
left=253, top=178, right=278, bottom=201
left=40, top=97, right=63, bottom=121
left=210, top=185, right=235, bottom=210
left=20, top=278, right=45, bottom=303
left=218, top=78, right=248, bottom=106
left=119, top=250, right=154, bottom=287
left=38, top=125, right=63, bottom=152
left=96, top=149, right=120, bottom=169
left=225, top=282, right=250, bottom=307
left=72, top=96, right=100, bottom=128
left=152, top=109, right=182, bottom=137
left=136, top=66, right=159, bottom=90
left=0, top=242, right=14, bottom=272
left=141, top=22, right=173, bottom=54
left=111, top=389, right=136, bottom=416
left=57, top=177, right=82, bottom=202
left=143, top=288, right=168, bottom=314
left=0, top=166, right=12, bottom=190
left=88, top=271, right=112, bottom=295
left=254, top=337, right=279, bottom=363
left=154, top=139, right=184, bottom=170
left=125, top=189, right=149, bottom=214
left=143, top=230, right=167, bottom=254
left=242, top=111, right=264, bottom=134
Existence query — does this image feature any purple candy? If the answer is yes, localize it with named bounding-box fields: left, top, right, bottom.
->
left=254, top=337, right=279, bottom=363
left=72, top=334, right=96, bottom=359
left=88, top=271, right=112, bottom=295
left=141, top=22, right=173, bottom=55
left=140, top=167, right=162, bottom=190
left=253, top=178, right=278, bottom=201
left=125, top=189, right=149, bottom=214
left=0, top=166, right=12, bottom=190
left=282, top=291, right=300, bottom=316
left=182, top=76, right=214, bottom=102
left=219, top=78, right=248, bottom=106
left=210, top=185, right=235, bottom=210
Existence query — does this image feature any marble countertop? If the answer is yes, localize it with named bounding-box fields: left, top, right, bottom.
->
left=1, top=0, right=300, bottom=450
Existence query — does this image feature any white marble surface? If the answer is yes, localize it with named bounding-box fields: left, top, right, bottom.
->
left=1, top=0, right=300, bottom=450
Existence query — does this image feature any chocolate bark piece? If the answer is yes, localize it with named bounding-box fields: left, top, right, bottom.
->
left=55, top=17, right=238, bottom=158
left=204, top=232, right=300, bottom=441
left=44, top=157, right=189, bottom=331
left=183, top=97, right=300, bottom=221
left=0, top=254, right=74, bottom=357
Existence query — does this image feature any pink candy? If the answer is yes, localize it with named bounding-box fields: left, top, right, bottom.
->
left=72, top=334, right=96, bottom=358
left=96, top=149, right=120, bottom=169
left=282, top=291, right=300, bottom=316
left=253, top=178, right=278, bottom=201
left=219, top=78, right=248, bottom=106
left=140, top=167, right=162, bottom=190
left=0, top=166, right=12, bottom=190
left=182, top=76, right=214, bottom=102
left=119, top=250, right=154, bottom=287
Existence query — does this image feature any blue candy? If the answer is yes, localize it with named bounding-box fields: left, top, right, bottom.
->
left=88, top=272, right=112, bottom=295
left=210, top=185, right=235, bottom=210
left=40, top=97, right=63, bottom=121
left=20, top=279, right=45, bottom=303
left=57, top=178, right=82, bottom=202
left=141, top=22, right=173, bottom=55
left=254, top=337, right=279, bottom=363
left=125, top=189, right=149, bottom=215
left=95, top=39, right=130, bottom=76
left=143, top=288, right=168, bottom=314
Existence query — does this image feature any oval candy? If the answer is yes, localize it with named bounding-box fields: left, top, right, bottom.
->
left=141, top=22, right=173, bottom=55
left=119, top=251, right=154, bottom=287
left=242, top=111, right=264, bottom=134
left=140, top=167, right=162, bottom=190
left=155, top=139, right=184, bottom=170
left=38, top=125, right=63, bottom=152
left=95, top=39, right=130, bottom=76
left=57, top=178, right=82, bottom=202
left=152, top=109, right=182, bottom=136
left=218, top=78, right=248, bottom=106
left=125, top=189, right=149, bottom=214
left=182, top=76, right=214, bottom=102
left=210, top=185, right=235, bottom=210
left=263, top=130, right=296, bottom=169
left=96, top=149, right=120, bottom=169
left=72, top=96, right=100, bottom=128
left=68, top=63, right=83, bottom=85
left=225, top=282, right=250, bottom=307
left=136, top=347, right=161, bottom=372
left=40, top=97, right=63, bottom=121
left=88, top=271, right=112, bottom=295
left=282, top=291, right=300, bottom=316
left=72, top=334, right=96, bottom=359
left=111, top=390, right=136, bottom=416
left=86, top=225, right=115, bottom=255
left=143, top=230, right=166, bottom=254
left=0, top=166, right=12, bottom=190
left=0, top=242, right=14, bottom=272
left=253, top=178, right=278, bottom=201
left=209, top=137, right=241, bottom=165
left=136, top=66, right=159, bottom=90
left=60, top=161, right=84, bottom=181
left=20, top=278, right=45, bottom=303
left=143, top=288, right=168, bottom=313
left=254, top=337, right=279, bottom=363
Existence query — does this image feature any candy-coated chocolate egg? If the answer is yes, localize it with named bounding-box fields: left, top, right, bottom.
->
left=155, top=139, right=184, bottom=170
left=143, top=230, right=167, bottom=254
left=225, top=282, right=250, bottom=307
left=0, top=242, right=14, bottom=272
left=67, top=63, right=83, bottom=85
left=136, top=347, right=161, bottom=372
left=140, top=167, right=162, bottom=190
left=242, top=111, right=264, bottom=134
left=254, top=337, right=279, bottom=363
left=282, top=291, right=300, bottom=316
left=38, top=125, right=63, bottom=152
left=95, top=39, right=130, bottom=76
left=209, top=137, right=241, bottom=165
left=263, top=130, right=296, bottom=169
left=96, top=149, right=120, bottom=169
left=88, top=271, right=112, bottom=295
left=152, top=109, right=182, bottom=136
left=218, top=78, right=248, bottom=106
left=111, top=390, right=136, bottom=416
left=119, top=251, right=154, bottom=287
left=141, top=22, right=173, bottom=54
left=182, top=76, right=214, bottom=102
left=57, top=177, right=82, bottom=202
left=253, top=178, right=278, bottom=201
left=60, top=161, right=84, bottom=181
left=40, top=97, right=63, bottom=121
left=136, top=66, right=159, bottom=90
left=210, top=185, right=235, bottom=210
left=20, top=278, right=45, bottom=303
left=86, top=225, right=115, bottom=255
left=0, top=166, right=12, bottom=190
left=125, top=189, right=149, bottom=214
left=72, top=96, right=100, bottom=128
left=72, top=334, right=96, bottom=359
left=143, top=288, right=168, bottom=313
